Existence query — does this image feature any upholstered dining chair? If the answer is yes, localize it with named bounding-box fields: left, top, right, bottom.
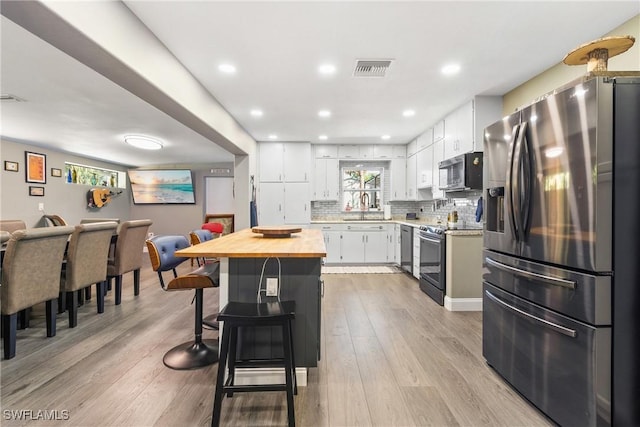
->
left=43, top=214, right=68, bottom=227
left=106, top=219, right=152, bottom=305
left=1, top=226, right=74, bottom=359
left=146, top=235, right=220, bottom=369
left=0, top=220, right=26, bottom=233
left=60, top=221, right=118, bottom=327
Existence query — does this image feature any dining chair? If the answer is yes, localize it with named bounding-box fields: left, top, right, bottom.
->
left=60, top=222, right=118, bottom=327
left=146, top=235, right=220, bottom=369
left=79, top=218, right=121, bottom=224
left=189, top=229, right=214, bottom=267
left=1, top=226, right=75, bottom=359
left=43, top=215, right=68, bottom=226
left=106, top=219, right=152, bottom=305
left=0, top=220, right=26, bottom=233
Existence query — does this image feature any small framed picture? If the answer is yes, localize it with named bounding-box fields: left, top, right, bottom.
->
left=25, top=151, right=46, bottom=184
left=29, top=186, right=45, bottom=197
left=4, top=161, right=19, bottom=172
left=51, top=168, right=62, bottom=177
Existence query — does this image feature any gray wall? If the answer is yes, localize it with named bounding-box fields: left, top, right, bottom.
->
left=1, top=139, right=234, bottom=236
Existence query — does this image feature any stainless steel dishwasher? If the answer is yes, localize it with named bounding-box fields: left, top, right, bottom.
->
left=400, top=224, right=412, bottom=274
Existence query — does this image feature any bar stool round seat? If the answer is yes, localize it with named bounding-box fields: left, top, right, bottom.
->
left=212, top=300, right=297, bottom=427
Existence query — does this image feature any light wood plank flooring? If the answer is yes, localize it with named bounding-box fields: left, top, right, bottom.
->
left=1, top=259, right=554, bottom=426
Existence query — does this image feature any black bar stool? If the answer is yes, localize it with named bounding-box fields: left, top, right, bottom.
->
left=211, top=300, right=297, bottom=427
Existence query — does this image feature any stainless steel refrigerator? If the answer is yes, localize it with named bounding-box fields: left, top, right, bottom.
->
left=482, top=74, right=640, bottom=427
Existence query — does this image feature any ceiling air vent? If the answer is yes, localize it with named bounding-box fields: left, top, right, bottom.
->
left=0, top=94, right=26, bottom=102
left=353, top=60, right=392, bottom=77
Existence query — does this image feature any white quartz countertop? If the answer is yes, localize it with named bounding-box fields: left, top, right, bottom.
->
left=311, top=219, right=483, bottom=233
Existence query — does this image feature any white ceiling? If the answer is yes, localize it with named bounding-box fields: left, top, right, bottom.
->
left=1, top=1, right=638, bottom=167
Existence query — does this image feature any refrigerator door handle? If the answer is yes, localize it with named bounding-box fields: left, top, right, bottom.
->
left=506, top=124, right=521, bottom=240
left=485, top=257, right=576, bottom=289
left=485, top=289, right=577, bottom=337
left=519, top=121, right=531, bottom=235
left=512, top=121, right=527, bottom=238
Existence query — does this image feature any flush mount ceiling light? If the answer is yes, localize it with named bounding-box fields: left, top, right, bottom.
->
left=218, top=63, right=236, bottom=74
left=250, top=109, right=263, bottom=117
left=319, top=135, right=328, bottom=140
left=403, top=109, right=416, bottom=117
left=268, top=134, right=278, bottom=140
left=441, top=63, right=461, bottom=76
left=318, top=110, right=331, bottom=118
left=318, top=64, right=336, bottom=75
left=124, top=135, right=163, bottom=150
left=381, top=135, right=391, bottom=140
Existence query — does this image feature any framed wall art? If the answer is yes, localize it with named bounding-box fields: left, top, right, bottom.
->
left=51, top=168, right=62, bottom=177
left=29, top=186, right=45, bottom=197
left=25, top=151, right=46, bottom=184
left=4, top=161, right=19, bottom=172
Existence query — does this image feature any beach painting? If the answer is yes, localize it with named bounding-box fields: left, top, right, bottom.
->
left=128, top=169, right=196, bottom=204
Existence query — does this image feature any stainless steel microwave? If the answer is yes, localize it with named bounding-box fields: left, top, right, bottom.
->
left=438, top=152, right=483, bottom=191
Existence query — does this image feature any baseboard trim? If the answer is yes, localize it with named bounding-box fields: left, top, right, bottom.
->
left=444, top=296, right=482, bottom=312
left=232, top=367, right=307, bottom=387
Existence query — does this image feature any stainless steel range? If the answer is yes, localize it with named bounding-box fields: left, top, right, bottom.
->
left=418, top=225, right=446, bottom=305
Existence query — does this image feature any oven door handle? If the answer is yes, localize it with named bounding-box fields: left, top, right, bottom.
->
left=485, top=257, right=576, bottom=290
left=485, top=290, right=577, bottom=338
left=418, top=235, right=441, bottom=244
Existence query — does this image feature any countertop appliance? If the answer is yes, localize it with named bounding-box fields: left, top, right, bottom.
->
left=482, top=74, right=640, bottom=427
left=400, top=224, right=412, bottom=274
left=418, top=225, right=446, bottom=305
left=438, top=152, right=483, bottom=191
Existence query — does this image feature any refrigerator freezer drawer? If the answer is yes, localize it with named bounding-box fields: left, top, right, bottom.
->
left=483, top=250, right=611, bottom=325
left=483, top=282, right=611, bottom=427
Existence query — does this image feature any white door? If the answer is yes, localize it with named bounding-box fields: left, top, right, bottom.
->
left=341, top=232, right=365, bottom=263
left=283, top=143, right=310, bottom=182
left=205, top=177, right=234, bottom=214
left=259, top=142, right=284, bottom=182
left=364, top=231, right=387, bottom=263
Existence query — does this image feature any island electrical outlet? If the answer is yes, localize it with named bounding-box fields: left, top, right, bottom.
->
left=266, top=278, right=278, bottom=296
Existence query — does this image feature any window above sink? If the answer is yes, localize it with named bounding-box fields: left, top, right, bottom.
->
left=342, top=166, right=383, bottom=211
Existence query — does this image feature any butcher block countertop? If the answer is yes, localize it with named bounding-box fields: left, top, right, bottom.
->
left=175, top=228, right=327, bottom=258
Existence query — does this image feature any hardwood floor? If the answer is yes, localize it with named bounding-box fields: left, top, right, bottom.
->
left=1, top=259, right=554, bottom=426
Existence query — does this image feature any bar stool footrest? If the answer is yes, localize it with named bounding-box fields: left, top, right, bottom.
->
left=221, top=384, right=288, bottom=393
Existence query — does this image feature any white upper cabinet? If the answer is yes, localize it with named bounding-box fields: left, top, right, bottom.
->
left=405, top=154, right=417, bottom=200
left=433, top=120, right=445, bottom=142
left=417, top=129, right=432, bottom=152
left=314, top=145, right=338, bottom=158
left=373, top=145, right=393, bottom=159
left=432, top=139, right=446, bottom=199
left=283, top=143, right=311, bottom=181
left=358, top=145, right=374, bottom=159
left=259, top=142, right=310, bottom=182
left=312, top=158, right=339, bottom=201
left=443, top=97, right=502, bottom=160
left=259, top=142, right=285, bottom=182
left=406, top=139, right=418, bottom=157
left=390, top=158, right=406, bottom=201
left=392, top=145, right=406, bottom=158
left=338, top=145, right=359, bottom=159
left=416, top=143, right=433, bottom=189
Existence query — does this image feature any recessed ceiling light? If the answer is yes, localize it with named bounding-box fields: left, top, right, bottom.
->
left=318, top=110, right=331, bottom=118
left=318, top=64, right=336, bottom=75
left=268, top=134, right=278, bottom=140
left=441, top=63, right=461, bottom=76
left=250, top=109, right=263, bottom=117
left=124, top=135, right=163, bottom=150
left=402, top=109, right=416, bottom=117
left=319, top=135, right=328, bottom=140
left=218, top=63, right=236, bottom=74
left=381, top=135, right=391, bottom=140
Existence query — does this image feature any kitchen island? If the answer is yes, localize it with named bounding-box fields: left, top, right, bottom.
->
left=175, top=228, right=326, bottom=385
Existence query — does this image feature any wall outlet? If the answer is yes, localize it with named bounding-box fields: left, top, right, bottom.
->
left=38, top=203, right=45, bottom=212
left=266, top=278, right=278, bottom=296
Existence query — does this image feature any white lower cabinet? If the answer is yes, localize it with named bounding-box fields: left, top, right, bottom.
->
left=312, top=223, right=391, bottom=264
left=394, top=224, right=401, bottom=265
